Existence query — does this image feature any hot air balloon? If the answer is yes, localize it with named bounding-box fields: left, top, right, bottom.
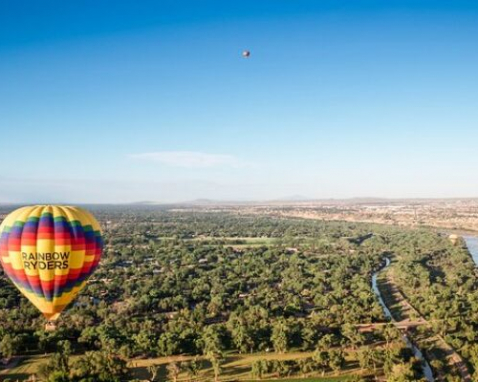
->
left=0, top=205, right=103, bottom=321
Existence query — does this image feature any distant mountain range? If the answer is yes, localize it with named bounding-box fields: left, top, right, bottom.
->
left=4, top=197, right=477, bottom=208
left=272, top=195, right=313, bottom=202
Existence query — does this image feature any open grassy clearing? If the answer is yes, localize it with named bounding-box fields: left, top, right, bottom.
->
left=128, top=350, right=367, bottom=381
left=0, top=355, right=83, bottom=381
left=2, top=351, right=368, bottom=381
left=1, top=355, right=49, bottom=380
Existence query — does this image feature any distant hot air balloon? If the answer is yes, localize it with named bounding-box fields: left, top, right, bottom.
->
left=242, top=50, right=250, bottom=58
left=0, top=205, right=103, bottom=321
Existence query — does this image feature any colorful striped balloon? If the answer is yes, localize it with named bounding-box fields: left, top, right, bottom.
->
left=0, top=206, right=103, bottom=321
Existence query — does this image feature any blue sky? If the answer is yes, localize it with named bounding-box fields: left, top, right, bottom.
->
left=1, top=0, right=478, bottom=203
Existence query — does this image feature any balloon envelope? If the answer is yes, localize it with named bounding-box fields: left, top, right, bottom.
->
left=0, top=206, right=103, bottom=321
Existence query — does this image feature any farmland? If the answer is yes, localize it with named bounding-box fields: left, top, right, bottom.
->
left=1, top=206, right=477, bottom=381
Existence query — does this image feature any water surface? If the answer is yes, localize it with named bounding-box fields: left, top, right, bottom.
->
left=463, top=236, right=478, bottom=265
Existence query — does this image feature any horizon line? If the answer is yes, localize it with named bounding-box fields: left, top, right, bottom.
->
left=2, top=196, right=478, bottom=207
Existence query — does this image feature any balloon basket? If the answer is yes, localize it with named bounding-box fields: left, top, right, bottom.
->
left=45, top=321, right=57, bottom=331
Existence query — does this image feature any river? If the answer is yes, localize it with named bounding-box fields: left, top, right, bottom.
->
left=463, top=236, right=478, bottom=265
left=371, top=258, right=435, bottom=381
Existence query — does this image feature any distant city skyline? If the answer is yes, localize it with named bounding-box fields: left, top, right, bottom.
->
left=1, top=0, right=478, bottom=203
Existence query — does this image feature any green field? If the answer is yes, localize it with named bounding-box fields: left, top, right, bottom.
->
left=0, top=355, right=48, bottom=381
left=2, top=352, right=365, bottom=381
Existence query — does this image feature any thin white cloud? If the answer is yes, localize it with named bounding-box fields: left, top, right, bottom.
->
left=130, top=151, right=248, bottom=168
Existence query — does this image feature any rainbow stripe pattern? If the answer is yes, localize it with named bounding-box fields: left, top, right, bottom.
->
left=0, top=206, right=103, bottom=321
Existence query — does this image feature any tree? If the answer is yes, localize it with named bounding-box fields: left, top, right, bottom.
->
left=271, top=320, right=289, bottom=353
left=271, top=360, right=296, bottom=378
left=312, top=349, right=329, bottom=375
left=133, top=328, right=156, bottom=356
left=208, top=352, right=225, bottom=382
left=201, top=326, right=224, bottom=355
left=227, top=315, right=254, bottom=353
left=298, top=358, right=314, bottom=376
left=147, top=364, right=160, bottom=382
left=381, top=323, right=399, bottom=349
left=300, top=325, right=318, bottom=351
left=56, top=341, right=72, bottom=373
left=341, top=323, right=364, bottom=349
left=70, top=351, right=127, bottom=382
left=37, top=341, right=72, bottom=380
left=183, top=358, right=200, bottom=382
left=387, top=362, right=418, bottom=382
left=166, top=362, right=180, bottom=382
left=328, top=349, right=345, bottom=375
left=251, top=360, right=268, bottom=379
left=356, top=347, right=372, bottom=372
left=316, top=334, right=334, bottom=352
left=157, top=332, right=179, bottom=356
left=46, top=371, right=70, bottom=382
left=0, top=334, right=20, bottom=360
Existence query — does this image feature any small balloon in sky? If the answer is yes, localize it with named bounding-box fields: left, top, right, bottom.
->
left=242, top=50, right=251, bottom=58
